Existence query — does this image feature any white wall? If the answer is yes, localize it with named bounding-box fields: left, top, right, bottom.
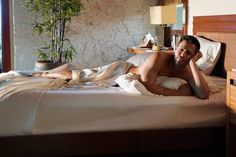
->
left=188, top=0, right=236, bottom=34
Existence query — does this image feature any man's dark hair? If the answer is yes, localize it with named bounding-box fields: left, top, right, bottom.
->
left=179, top=35, right=200, bottom=52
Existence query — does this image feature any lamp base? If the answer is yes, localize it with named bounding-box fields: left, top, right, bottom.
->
left=164, top=26, right=171, bottom=47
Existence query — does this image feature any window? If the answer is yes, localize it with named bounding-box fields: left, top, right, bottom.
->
left=0, top=1, right=2, bottom=72
left=1, top=0, right=11, bottom=72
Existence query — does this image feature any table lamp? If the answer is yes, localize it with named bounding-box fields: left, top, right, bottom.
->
left=150, top=5, right=177, bottom=47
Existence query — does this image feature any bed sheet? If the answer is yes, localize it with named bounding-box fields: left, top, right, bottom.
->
left=0, top=76, right=226, bottom=136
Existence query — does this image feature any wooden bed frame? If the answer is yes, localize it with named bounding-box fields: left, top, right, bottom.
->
left=193, top=14, right=236, bottom=157
left=1, top=14, right=236, bottom=157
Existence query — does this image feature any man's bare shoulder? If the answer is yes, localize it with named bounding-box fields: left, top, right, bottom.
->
left=136, top=51, right=173, bottom=73
left=147, top=51, right=174, bottom=59
left=139, top=51, right=174, bottom=67
left=159, top=51, right=174, bottom=56
left=152, top=51, right=174, bottom=62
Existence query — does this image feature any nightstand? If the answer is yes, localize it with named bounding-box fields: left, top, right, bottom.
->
left=226, top=70, right=236, bottom=157
left=127, top=47, right=153, bottom=54
left=227, top=71, right=236, bottom=110
left=127, top=46, right=174, bottom=55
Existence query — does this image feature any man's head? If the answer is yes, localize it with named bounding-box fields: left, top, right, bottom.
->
left=174, top=35, right=201, bottom=65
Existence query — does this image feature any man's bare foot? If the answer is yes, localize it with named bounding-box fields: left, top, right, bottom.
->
left=32, top=70, right=72, bottom=80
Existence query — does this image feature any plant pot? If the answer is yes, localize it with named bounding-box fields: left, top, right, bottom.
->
left=34, top=61, right=67, bottom=71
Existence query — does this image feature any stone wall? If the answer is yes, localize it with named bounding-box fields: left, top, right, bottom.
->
left=13, top=0, right=157, bottom=70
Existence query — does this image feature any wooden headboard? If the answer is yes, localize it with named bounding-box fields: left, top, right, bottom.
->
left=193, top=14, right=236, bottom=78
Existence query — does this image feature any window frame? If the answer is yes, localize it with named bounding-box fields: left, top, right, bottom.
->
left=1, top=0, right=11, bottom=72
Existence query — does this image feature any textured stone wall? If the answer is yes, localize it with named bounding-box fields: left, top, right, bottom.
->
left=13, top=0, right=158, bottom=70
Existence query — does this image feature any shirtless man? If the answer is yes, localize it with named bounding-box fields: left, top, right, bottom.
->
left=34, top=35, right=210, bottom=99
left=129, top=35, right=210, bottom=99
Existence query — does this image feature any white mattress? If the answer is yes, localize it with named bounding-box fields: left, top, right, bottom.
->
left=0, top=76, right=226, bottom=136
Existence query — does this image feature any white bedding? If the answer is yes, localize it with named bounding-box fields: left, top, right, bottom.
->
left=0, top=75, right=226, bottom=137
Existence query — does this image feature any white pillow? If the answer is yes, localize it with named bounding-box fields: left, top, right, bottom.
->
left=115, top=73, right=187, bottom=96
left=126, top=52, right=151, bottom=66
left=155, top=76, right=187, bottom=90
left=194, top=36, right=221, bottom=75
left=115, top=73, right=156, bottom=96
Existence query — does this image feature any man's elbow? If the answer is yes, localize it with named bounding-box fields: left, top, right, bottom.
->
left=197, top=91, right=210, bottom=99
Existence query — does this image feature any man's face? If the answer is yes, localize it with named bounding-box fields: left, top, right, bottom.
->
left=174, top=40, right=197, bottom=65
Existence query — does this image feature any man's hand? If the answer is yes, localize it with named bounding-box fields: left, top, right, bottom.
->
left=192, top=51, right=202, bottom=62
left=188, top=51, right=210, bottom=99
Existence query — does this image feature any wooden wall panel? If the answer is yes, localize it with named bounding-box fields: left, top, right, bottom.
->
left=193, top=15, right=236, bottom=34
left=193, top=14, right=236, bottom=78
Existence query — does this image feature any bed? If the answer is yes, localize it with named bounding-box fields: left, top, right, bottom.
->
left=1, top=14, right=235, bottom=157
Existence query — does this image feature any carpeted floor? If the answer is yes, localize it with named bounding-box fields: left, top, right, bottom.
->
left=64, top=149, right=225, bottom=157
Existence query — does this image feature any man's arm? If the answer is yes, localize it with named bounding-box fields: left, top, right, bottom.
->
left=187, top=59, right=210, bottom=99
left=138, top=52, right=193, bottom=96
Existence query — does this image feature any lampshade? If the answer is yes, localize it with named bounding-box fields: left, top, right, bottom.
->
left=150, top=5, right=177, bottom=25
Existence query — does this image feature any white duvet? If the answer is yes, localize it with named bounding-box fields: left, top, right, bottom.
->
left=0, top=78, right=226, bottom=136
left=0, top=61, right=188, bottom=100
left=0, top=62, right=226, bottom=136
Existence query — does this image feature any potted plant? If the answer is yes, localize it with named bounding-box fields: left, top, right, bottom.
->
left=26, top=0, right=84, bottom=71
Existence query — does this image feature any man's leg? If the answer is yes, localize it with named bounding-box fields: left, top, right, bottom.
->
left=33, top=69, right=72, bottom=80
